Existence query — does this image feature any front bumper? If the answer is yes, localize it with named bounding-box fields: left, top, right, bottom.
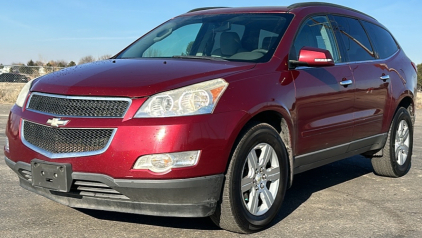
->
left=6, top=104, right=245, bottom=179
left=6, top=157, right=224, bottom=217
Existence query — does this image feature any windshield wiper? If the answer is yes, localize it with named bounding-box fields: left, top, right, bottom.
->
left=172, top=55, right=228, bottom=61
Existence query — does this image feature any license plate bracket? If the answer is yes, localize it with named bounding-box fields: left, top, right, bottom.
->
left=31, top=159, right=72, bottom=192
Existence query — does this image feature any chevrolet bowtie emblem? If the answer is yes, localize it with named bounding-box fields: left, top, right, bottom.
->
left=46, top=118, right=69, bottom=127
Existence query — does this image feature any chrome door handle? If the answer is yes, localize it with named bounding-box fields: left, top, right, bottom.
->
left=340, top=79, right=353, bottom=87
left=380, top=75, right=390, bottom=81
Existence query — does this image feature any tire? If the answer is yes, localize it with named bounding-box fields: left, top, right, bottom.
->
left=211, top=122, right=289, bottom=233
left=371, top=107, right=413, bottom=177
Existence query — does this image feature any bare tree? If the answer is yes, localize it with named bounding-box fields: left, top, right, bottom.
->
left=46, top=61, right=58, bottom=67
left=98, top=54, right=112, bottom=61
left=78, top=55, right=96, bottom=65
left=35, top=61, right=44, bottom=66
left=143, top=48, right=162, bottom=57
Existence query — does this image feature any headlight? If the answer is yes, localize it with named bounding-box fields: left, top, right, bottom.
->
left=15, top=80, right=34, bottom=107
left=133, top=151, right=200, bottom=173
left=135, top=78, right=228, bottom=118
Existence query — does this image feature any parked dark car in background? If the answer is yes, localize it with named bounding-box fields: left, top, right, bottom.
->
left=0, top=73, right=30, bottom=83
left=4, top=2, right=417, bottom=233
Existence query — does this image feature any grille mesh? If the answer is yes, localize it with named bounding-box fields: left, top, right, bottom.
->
left=28, top=94, right=130, bottom=117
left=23, top=121, right=114, bottom=154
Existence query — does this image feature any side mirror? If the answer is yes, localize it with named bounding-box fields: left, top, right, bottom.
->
left=290, top=47, right=335, bottom=68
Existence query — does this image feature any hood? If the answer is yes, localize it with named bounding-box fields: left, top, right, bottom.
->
left=31, top=59, right=255, bottom=97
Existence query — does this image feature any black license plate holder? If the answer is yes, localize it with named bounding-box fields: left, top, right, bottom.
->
left=31, top=159, right=72, bottom=192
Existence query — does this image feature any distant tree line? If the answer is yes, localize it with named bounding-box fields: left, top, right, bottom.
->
left=0, top=55, right=112, bottom=80
left=4, top=54, right=113, bottom=68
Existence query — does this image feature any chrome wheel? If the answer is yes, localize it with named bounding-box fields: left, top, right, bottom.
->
left=395, top=119, right=410, bottom=165
left=241, top=143, right=280, bottom=216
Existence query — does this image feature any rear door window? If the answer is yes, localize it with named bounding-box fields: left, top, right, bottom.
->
left=361, top=21, right=398, bottom=59
left=332, top=15, right=375, bottom=62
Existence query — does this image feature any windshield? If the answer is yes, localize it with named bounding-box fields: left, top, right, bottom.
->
left=117, top=13, right=293, bottom=63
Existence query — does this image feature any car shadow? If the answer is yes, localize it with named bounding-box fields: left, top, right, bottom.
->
left=272, top=155, right=373, bottom=225
left=76, top=208, right=220, bottom=230
left=76, top=155, right=373, bottom=231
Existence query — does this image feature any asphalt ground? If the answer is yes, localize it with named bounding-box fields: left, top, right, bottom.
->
left=1, top=104, right=421, bottom=238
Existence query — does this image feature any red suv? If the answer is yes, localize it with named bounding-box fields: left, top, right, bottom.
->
left=5, top=3, right=417, bottom=233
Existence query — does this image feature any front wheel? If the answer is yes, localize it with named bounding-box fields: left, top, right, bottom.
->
left=211, top=123, right=288, bottom=233
left=371, top=107, right=413, bottom=177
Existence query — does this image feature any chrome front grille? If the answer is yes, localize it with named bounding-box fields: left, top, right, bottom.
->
left=22, top=120, right=116, bottom=158
left=27, top=92, right=131, bottom=118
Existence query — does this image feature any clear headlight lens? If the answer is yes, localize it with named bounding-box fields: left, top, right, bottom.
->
left=133, top=151, right=200, bottom=173
left=135, top=78, right=228, bottom=118
left=15, top=80, right=34, bottom=107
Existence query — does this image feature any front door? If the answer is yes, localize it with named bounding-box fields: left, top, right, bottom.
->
left=290, top=15, right=354, bottom=159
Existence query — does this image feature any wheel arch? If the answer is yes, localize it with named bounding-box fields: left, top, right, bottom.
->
left=226, top=108, right=295, bottom=188
left=394, top=95, right=415, bottom=125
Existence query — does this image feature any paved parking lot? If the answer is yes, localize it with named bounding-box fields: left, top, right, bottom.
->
left=1, top=104, right=421, bottom=237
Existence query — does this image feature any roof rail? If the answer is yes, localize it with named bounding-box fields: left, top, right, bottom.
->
left=287, top=2, right=375, bottom=20
left=187, top=7, right=229, bottom=13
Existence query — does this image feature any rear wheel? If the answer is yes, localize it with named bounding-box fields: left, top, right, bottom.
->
left=211, top=123, right=288, bottom=233
left=371, top=107, right=413, bottom=177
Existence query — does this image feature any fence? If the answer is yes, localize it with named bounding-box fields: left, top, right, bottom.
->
left=0, top=65, right=64, bottom=83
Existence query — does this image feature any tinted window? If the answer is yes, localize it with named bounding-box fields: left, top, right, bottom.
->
left=118, top=13, right=293, bottom=63
left=258, top=29, right=279, bottom=50
left=143, top=24, right=202, bottom=57
left=361, top=21, right=398, bottom=59
left=333, top=16, right=375, bottom=62
left=211, top=24, right=245, bottom=53
left=291, top=15, right=340, bottom=63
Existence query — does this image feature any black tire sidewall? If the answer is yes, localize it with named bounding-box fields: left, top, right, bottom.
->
left=389, top=108, right=413, bottom=176
left=229, top=124, right=288, bottom=231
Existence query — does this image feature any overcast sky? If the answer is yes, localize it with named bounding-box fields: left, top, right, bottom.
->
left=1, top=0, right=421, bottom=65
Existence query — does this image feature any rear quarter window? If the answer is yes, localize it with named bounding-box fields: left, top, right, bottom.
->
left=361, top=21, right=399, bottom=59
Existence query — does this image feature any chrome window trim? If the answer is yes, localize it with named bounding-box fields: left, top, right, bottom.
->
left=26, top=92, right=132, bottom=118
left=342, top=48, right=399, bottom=65
left=294, top=49, right=400, bottom=70
left=21, top=120, right=117, bottom=159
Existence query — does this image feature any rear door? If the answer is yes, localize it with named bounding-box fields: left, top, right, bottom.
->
left=331, top=15, right=390, bottom=141
left=291, top=15, right=354, bottom=159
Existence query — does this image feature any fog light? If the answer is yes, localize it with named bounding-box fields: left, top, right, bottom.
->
left=5, top=137, right=9, bottom=152
left=133, top=151, right=200, bottom=173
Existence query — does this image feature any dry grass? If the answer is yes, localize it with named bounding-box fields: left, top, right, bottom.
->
left=0, top=83, right=25, bottom=104
left=417, top=92, right=422, bottom=109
